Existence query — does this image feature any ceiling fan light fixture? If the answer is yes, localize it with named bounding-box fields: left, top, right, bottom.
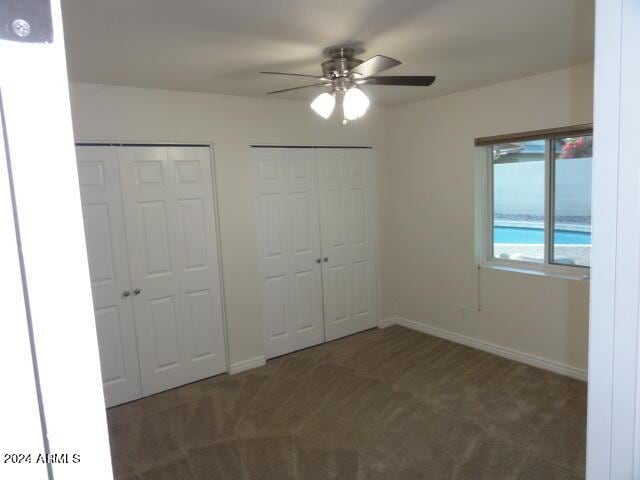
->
left=343, top=87, right=370, bottom=120
left=310, top=92, right=336, bottom=119
left=264, top=48, right=437, bottom=122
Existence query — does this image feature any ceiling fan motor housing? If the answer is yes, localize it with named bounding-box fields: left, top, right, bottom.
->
left=321, top=47, right=363, bottom=80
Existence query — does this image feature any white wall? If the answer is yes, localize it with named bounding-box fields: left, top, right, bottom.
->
left=69, top=83, right=386, bottom=367
left=380, top=63, right=593, bottom=372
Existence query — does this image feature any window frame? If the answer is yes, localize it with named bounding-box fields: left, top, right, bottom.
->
left=479, top=126, right=592, bottom=280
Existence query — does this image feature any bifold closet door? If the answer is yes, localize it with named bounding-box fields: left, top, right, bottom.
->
left=317, top=148, right=378, bottom=341
left=254, top=148, right=325, bottom=358
left=119, top=146, right=227, bottom=396
left=254, top=147, right=378, bottom=357
left=76, top=146, right=142, bottom=407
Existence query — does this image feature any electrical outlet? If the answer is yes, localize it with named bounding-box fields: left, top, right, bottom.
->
left=459, top=305, right=469, bottom=320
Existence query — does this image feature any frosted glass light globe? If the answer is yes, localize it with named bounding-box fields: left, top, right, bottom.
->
left=343, top=87, right=370, bottom=120
left=310, top=92, right=335, bottom=119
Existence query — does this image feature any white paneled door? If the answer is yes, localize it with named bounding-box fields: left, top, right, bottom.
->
left=254, top=147, right=378, bottom=358
left=254, top=148, right=325, bottom=358
left=119, top=146, right=226, bottom=396
left=76, top=146, right=142, bottom=407
left=317, top=148, right=378, bottom=341
left=78, top=144, right=226, bottom=405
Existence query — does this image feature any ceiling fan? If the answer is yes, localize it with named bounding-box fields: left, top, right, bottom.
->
left=262, top=47, right=436, bottom=123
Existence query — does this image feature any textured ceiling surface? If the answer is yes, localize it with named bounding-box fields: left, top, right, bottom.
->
left=62, top=0, right=594, bottom=106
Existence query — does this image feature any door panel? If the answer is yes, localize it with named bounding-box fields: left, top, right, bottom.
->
left=318, top=149, right=378, bottom=341
left=187, top=289, right=219, bottom=359
left=140, top=201, right=173, bottom=276
left=179, top=199, right=208, bottom=270
left=119, top=146, right=226, bottom=396
left=82, top=203, right=116, bottom=284
left=93, top=306, right=126, bottom=382
left=265, top=274, right=288, bottom=339
left=254, top=148, right=324, bottom=358
left=148, top=295, right=181, bottom=370
left=328, top=264, right=349, bottom=323
left=294, top=270, right=315, bottom=331
left=76, top=146, right=142, bottom=407
left=168, top=147, right=227, bottom=380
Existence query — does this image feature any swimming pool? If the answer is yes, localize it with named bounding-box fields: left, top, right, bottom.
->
left=494, top=226, right=591, bottom=245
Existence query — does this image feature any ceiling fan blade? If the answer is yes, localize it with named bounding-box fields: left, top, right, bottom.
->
left=261, top=71, right=327, bottom=80
left=357, top=75, right=436, bottom=86
left=266, top=83, right=330, bottom=95
left=349, top=55, right=401, bottom=78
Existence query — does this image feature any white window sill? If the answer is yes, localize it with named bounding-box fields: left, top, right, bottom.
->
left=480, top=261, right=590, bottom=282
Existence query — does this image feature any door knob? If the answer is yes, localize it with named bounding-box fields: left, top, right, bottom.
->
left=122, top=291, right=130, bottom=297
left=316, top=258, right=321, bottom=264
left=323, top=257, right=328, bottom=262
left=134, top=288, right=141, bottom=295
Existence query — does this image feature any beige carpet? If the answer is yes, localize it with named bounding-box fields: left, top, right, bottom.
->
left=107, top=326, right=586, bottom=479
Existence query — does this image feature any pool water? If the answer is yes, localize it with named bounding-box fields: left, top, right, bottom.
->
left=494, top=226, right=591, bottom=245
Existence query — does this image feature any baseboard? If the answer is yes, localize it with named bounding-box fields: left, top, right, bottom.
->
left=381, top=317, right=587, bottom=382
left=378, top=318, right=396, bottom=329
left=228, top=355, right=266, bottom=375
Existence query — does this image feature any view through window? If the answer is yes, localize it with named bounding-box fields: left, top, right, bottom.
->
left=553, top=136, right=592, bottom=267
left=491, top=134, right=592, bottom=268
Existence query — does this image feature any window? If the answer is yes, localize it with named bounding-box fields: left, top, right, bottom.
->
left=492, top=140, right=546, bottom=263
left=552, top=137, right=592, bottom=267
left=479, top=126, right=592, bottom=274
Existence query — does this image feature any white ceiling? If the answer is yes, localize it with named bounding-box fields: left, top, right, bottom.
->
left=61, top=0, right=594, bottom=106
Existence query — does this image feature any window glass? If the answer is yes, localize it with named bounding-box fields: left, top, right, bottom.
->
left=492, top=140, right=545, bottom=263
left=552, top=136, right=592, bottom=267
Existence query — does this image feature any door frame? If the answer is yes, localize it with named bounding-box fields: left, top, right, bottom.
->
left=0, top=0, right=114, bottom=475
left=587, top=0, right=640, bottom=477
left=250, top=144, right=382, bottom=355
left=75, top=140, right=231, bottom=375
